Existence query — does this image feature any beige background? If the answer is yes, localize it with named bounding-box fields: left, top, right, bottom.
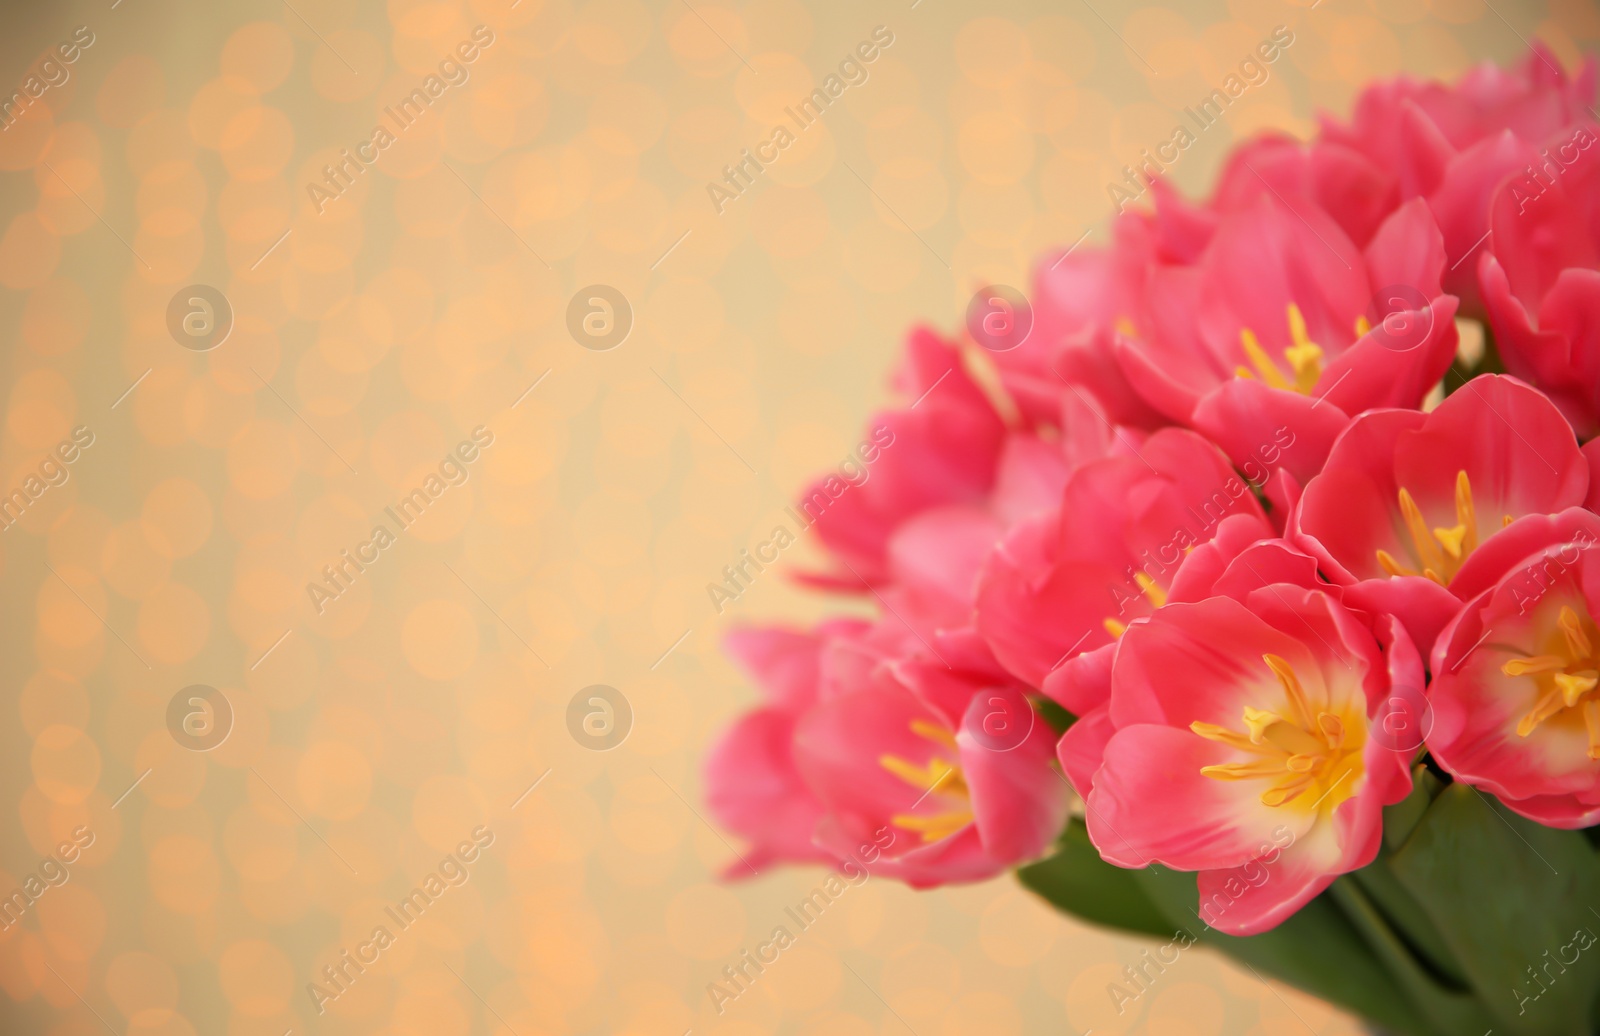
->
left=0, top=0, right=1592, bottom=1033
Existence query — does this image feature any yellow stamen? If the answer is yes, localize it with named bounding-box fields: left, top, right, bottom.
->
left=1502, top=655, right=1568, bottom=677
left=1560, top=606, right=1594, bottom=659
left=1135, top=572, right=1167, bottom=609
left=910, top=719, right=958, bottom=750
left=1264, top=653, right=1313, bottom=727
left=1355, top=314, right=1372, bottom=337
left=1379, top=471, right=1485, bottom=583
left=1506, top=606, right=1600, bottom=739
left=1193, top=657, right=1363, bottom=813
left=879, top=755, right=947, bottom=790
left=1200, top=759, right=1290, bottom=780
left=1455, top=471, right=1479, bottom=556
left=1517, top=688, right=1568, bottom=737
left=891, top=809, right=974, bottom=842
left=1376, top=549, right=1412, bottom=578
left=880, top=720, right=975, bottom=843
left=1190, top=721, right=1270, bottom=754
left=1260, top=779, right=1315, bottom=807
left=1397, top=487, right=1446, bottom=582
left=1284, top=304, right=1324, bottom=393
left=1239, top=328, right=1292, bottom=390
left=1104, top=617, right=1127, bottom=638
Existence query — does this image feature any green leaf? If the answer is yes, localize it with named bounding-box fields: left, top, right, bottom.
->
left=1388, top=782, right=1600, bottom=1035
left=1326, top=877, right=1492, bottom=1036
left=1384, top=764, right=1445, bottom=852
left=1015, top=818, right=1174, bottom=939
left=1033, top=696, right=1075, bottom=738
left=1131, top=864, right=1443, bottom=1036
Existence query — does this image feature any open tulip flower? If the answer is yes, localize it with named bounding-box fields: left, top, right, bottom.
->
left=1112, top=195, right=1460, bottom=497
left=709, top=48, right=1600, bottom=1036
left=1478, top=113, right=1600, bottom=438
left=1430, top=510, right=1600, bottom=827
left=1292, top=374, right=1597, bottom=654
left=1083, top=587, right=1418, bottom=935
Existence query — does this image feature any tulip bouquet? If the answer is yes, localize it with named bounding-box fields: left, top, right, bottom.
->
left=706, top=47, right=1600, bottom=1036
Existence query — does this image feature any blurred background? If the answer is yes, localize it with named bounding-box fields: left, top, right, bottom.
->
left=0, top=0, right=1591, bottom=1033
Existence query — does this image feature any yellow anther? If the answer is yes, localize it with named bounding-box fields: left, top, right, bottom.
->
left=1189, top=721, right=1265, bottom=753
left=1264, top=653, right=1313, bottom=726
left=1285, top=342, right=1325, bottom=393
left=1376, top=549, right=1412, bottom=578
left=1103, top=617, right=1127, bottom=638
left=1560, top=606, right=1594, bottom=659
left=1135, top=572, right=1167, bottom=609
left=1194, top=654, right=1363, bottom=814
left=1234, top=305, right=1328, bottom=395
left=1507, top=605, right=1600, bottom=739
left=1239, top=328, right=1292, bottom=390
left=891, top=809, right=974, bottom=843
left=910, top=719, right=958, bottom=750
left=1455, top=471, right=1479, bottom=556
left=1355, top=314, right=1372, bottom=337
left=1200, top=759, right=1287, bottom=780
left=1379, top=471, right=1483, bottom=583
left=1502, top=656, right=1567, bottom=677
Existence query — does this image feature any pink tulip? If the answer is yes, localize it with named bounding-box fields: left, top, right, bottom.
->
left=1477, top=119, right=1600, bottom=437
left=1112, top=195, right=1459, bottom=493
left=1212, top=134, right=1399, bottom=251
left=798, top=328, right=1006, bottom=589
left=1083, top=586, right=1418, bottom=934
left=994, top=185, right=1199, bottom=430
left=705, top=625, right=863, bottom=874
left=1049, top=516, right=1329, bottom=797
left=1429, top=510, right=1600, bottom=827
left=1320, top=44, right=1597, bottom=306
left=793, top=659, right=1068, bottom=887
left=1291, top=375, right=1594, bottom=656
left=976, top=427, right=1272, bottom=688
left=711, top=613, right=1068, bottom=885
